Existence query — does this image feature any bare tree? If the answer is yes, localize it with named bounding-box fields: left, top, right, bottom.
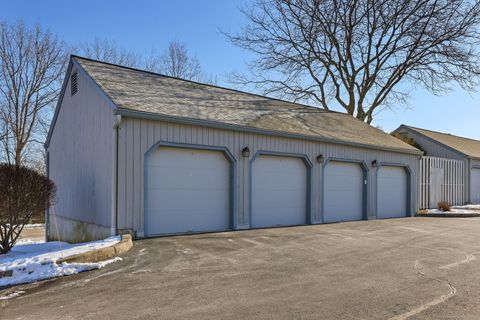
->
left=227, top=0, right=480, bottom=123
left=0, top=21, right=67, bottom=166
left=77, top=38, right=142, bottom=67
left=0, top=22, right=214, bottom=171
left=146, top=41, right=204, bottom=81
left=79, top=39, right=214, bottom=83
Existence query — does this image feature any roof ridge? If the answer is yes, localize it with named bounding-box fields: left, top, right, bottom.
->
left=403, top=124, right=480, bottom=143
left=72, top=55, right=387, bottom=127
left=71, top=54, right=351, bottom=115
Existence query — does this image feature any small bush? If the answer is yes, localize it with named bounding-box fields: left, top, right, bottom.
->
left=0, top=164, right=56, bottom=254
left=437, top=201, right=451, bottom=212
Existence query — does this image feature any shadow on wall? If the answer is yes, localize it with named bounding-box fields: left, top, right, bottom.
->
left=391, top=132, right=425, bottom=153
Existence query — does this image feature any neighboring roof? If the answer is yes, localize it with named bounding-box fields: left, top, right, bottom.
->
left=395, top=125, right=480, bottom=159
left=66, top=56, right=421, bottom=154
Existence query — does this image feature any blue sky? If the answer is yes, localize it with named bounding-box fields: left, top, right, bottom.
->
left=3, top=0, right=479, bottom=139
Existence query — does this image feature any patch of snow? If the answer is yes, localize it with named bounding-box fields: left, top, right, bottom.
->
left=452, top=204, right=480, bottom=210
left=0, top=290, right=25, bottom=300
left=23, top=223, right=45, bottom=229
left=427, top=208, right=479, bottom=214
left=0, top=236, right=121, bottom=288
left=16, top=238, right=44, bottom=245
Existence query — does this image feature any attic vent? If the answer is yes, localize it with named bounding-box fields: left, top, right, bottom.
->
left=71, top=72, right=78, bottom=96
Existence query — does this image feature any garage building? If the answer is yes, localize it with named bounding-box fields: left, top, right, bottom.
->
left=46, top=56, right=422, bottom=242
left=393, top=125, right=480, bottom=205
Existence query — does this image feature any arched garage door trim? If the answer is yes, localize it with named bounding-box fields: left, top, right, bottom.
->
left=376, top=162, right=412, bottom=218
left=249, top=151, right=314, bottom=228
left=143, top=141, right=237, bottom=235
left=322, top=158, right=369, bottom=222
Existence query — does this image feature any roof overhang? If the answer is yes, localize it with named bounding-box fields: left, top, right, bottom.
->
left=392, top=124, right=471, bottom=159
left=115, top=108, right=424, bottom=156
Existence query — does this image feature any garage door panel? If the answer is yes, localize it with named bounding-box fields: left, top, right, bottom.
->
left=148, top=150, right=226, bottom=167
left=145, top=147, right=230, bottom=235
left=325, top=210, right=361, bottom=222
left=147, top=210, right=228, bottom=234
left=377, top=166, right=407, bottom=219
left=147, top=166, right=227, bottom=189
left=254, top=172, right=306, bottom=187
left=147, top=189, right=228, bottom=211
left=380, top=194, right=400, bottom=204
left=254, top=190, right=306, bottom=209
left=252, top=156, right=307, bottom=228
left=255, top=179, right=306, bottom=190
left=472, top=169, right=480, bottom=204
left=324, top=161, right=364, bottom=223
left=148, top=185, right=228, bottom=195
left=253, top=210, right=304, bottom=227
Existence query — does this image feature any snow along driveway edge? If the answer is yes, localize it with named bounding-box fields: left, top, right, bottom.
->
left=56, top=234, right=133, bottom=264
left=1, top=236, right=121, bottom=289
left=0, top=235, right=132, bottom=289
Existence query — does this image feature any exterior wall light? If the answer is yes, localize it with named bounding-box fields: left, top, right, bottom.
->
left=316, top=154, right=324, bottom=163
left=241, top=147, right=250, bottom=157
left=371, top=160, right=378, bottom=167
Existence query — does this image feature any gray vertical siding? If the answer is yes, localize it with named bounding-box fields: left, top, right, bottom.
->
left=48, top=66, right=115, bottom=241
left=117, top=118, right=419, bottom=235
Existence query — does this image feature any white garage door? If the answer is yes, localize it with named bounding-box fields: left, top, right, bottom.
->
left=377, top=166, right=408, bottom=219
left=472, top=168, right=480, bottom=204
left=145, top=147, right=230, bottom=235
left=324, top=161, right=364, bottom=223
left=252, top=155, right=307, bottom=228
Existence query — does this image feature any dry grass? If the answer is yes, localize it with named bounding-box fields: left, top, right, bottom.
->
left=438, top=201, right=452, bottom=212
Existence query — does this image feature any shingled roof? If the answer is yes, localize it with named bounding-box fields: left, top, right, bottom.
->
left=396, top=125, right=480, bottom=159
left=72, top=56, right=421, bottom=154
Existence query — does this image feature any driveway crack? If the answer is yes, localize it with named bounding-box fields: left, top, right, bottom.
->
left=388, top=260, right=457, bottom=320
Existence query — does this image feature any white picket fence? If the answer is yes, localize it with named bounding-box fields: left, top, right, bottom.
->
left=419, top=156, right=467, bottom=209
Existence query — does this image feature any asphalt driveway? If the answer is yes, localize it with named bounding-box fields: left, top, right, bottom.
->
left=2, top=217, right=480, bottom=320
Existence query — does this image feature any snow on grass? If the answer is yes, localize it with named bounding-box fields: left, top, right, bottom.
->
left=0, top=236, right=121, bottom=288
left=452, top=204, right=480, bottom=210
left=427, top=208, right=480, bottom=214
left=15, top=238, right=43, bottom=245
left=23, top=223, right=45, bottom=229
